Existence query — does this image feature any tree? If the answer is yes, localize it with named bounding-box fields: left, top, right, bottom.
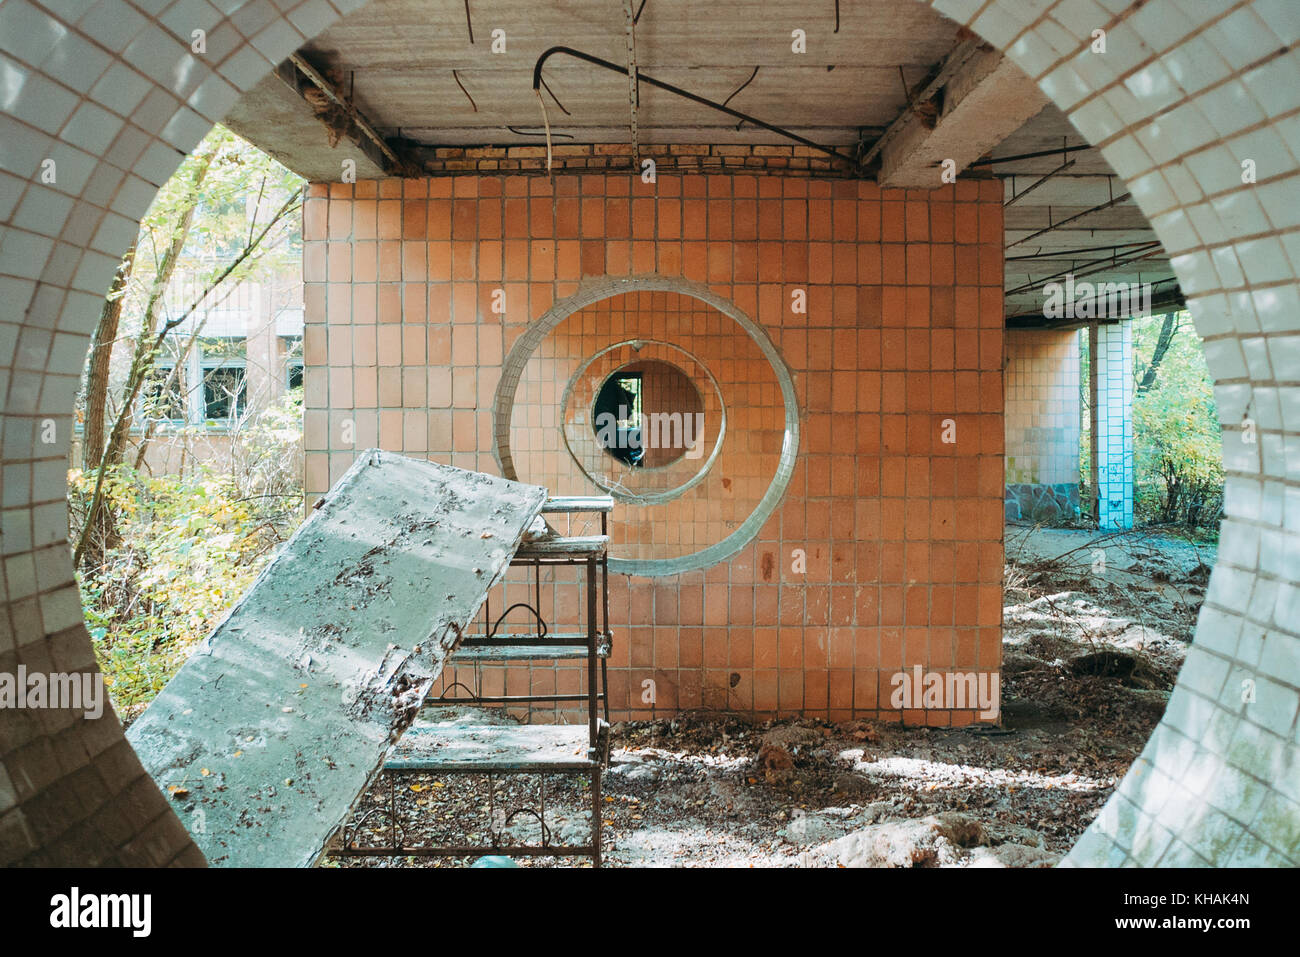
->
left=1131, top=311, right=1223, bottom=528
left=1135, top=312, right=1181, bottom=395
left=73, top=126, right=303, bottom=569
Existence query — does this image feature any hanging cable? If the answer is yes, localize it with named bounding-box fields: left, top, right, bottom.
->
left=534, top=88, right=554, bottom=176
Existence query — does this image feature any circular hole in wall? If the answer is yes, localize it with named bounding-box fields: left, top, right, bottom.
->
left=591, top=359, right=705, bottom=470
left=563, top=339, right=726, bottom=506
left=496, top=280, right=799, bottom=576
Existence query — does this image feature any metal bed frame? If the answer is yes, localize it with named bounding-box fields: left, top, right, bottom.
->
left=329, top=495, right=615, bottom=866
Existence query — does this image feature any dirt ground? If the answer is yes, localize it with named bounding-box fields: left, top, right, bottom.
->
left=330, top=522, right=1215, bottom=868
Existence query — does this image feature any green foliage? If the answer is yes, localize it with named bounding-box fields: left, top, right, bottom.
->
left=71, top=392, right=305, bottom=717
left=1132, top=313, right=1223, bottom=529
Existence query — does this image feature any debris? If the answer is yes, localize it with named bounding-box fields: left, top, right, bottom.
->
left=816, top=812, right=988, bottom=868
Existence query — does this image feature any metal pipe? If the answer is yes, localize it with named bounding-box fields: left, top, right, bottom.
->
left=530, top=45, right=857, bottom=168
left=1003, top=244, right=1165, bottom=297
left=1007, top=239, right=1164, bottom=261
left=622, top=0, right=640, bottom=166
left=1004, top=158, right=1076, bottom=207
left=972, top=143, right=1092, bottom=167
left=1005, top=191, right=1132, bottom=249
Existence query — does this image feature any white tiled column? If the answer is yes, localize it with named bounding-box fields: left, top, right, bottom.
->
left=1090, top=320, right=1134, bottom=530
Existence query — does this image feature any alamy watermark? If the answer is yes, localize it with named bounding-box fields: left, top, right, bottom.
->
left=1042, top=273, right=1153, bottom=321
left=50, top=887, right=151, bottom=937
left=889, top=665, right=1000, bottom=720
left=594, top=406, right=707, bottom=460
left=0, top=666, right=104, bottom=719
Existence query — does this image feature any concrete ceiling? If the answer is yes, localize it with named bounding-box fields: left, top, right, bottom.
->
left=223, top=0, right=961, bottom=163
left=221, top=0, right=1181, bottom=324
left=993, top=107, right=1179, bottom=323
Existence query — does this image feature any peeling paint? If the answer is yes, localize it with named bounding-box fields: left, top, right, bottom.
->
left=126, top=452, right=546, bottom=867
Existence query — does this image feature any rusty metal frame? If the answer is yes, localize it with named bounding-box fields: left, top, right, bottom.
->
left=331, top=745, right=607, bottom=866
left=329, top=497, right=614, bottom=867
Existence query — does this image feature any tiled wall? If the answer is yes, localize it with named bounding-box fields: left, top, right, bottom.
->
left=1004, top=327, right=1081, bottom=486
left=302, top=174, right=1009, bottom=725
left=516, top=290, right=780, bottom=563
left=1090, top=320, right=1135, bottom=529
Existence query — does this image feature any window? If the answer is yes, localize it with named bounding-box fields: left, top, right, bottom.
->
left=591, top=360, right=706, bottom=469
left=593, top=371, right=643, bottom=467
left=140, top=364, right=185, bottom=421
left=201, top=364, right=247, bottom=421
left=287, top=361, right=303, bottom=390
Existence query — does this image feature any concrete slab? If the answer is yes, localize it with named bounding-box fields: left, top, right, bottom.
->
left=126, top=451, right=546, bottom=867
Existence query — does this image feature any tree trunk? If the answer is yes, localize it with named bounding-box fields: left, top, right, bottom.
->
left=1137, top=312, right=1179, bottom=395
left=75, top=145, right=217, bottom=569
left=83, top=245, right=134, bottom=473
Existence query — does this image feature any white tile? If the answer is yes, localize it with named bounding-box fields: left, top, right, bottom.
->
left=1130, top=0, right=1197, bottom=52
left=1241, top=335, right=1275, bottom=380
left=61, top=100, right=122, bottom=155
left=1252, top=0, right=1300, bottom=45
left=287, top=0, right=340, bottom=41
left=1169, top=248, right=1216, bottom=295
left=1257, top=174, right=1300, bottom=231
left=108, top=172, right=160, bottom=220
left=39, top=27, right=111, bottom=93
left=1162, top=161, right=1206, bottom=207
left=1, top=59, right=78, bottom=136
left=1211, top=187, right=1273, bottom=238
left=88, top=210, right=138, bottom=258
left=159, top=103, right=211, bottom=152
left=1092, top=21, right=1152, bottom=78
left=130, top=86, right=183, bottom=137
left=1100, top=133, right=1156, bottom=179
left=1162, top=33, right=1231, bottom=97
left=186, top=70, right=239, bottom=119
left=9, top=183, right=73, bottom=237
left=159, top=0, right=225, bottom=38
left=1226, top=126, right=1298, bottom=180
left=77, top=0, right=149, bottom=52
left=1240, top=53, right=1300, bottom=119
left=1195, top=80, right=1267, bottom=139
left=1067, top=95, right=1125, bottom=144
left=1205, top=8, right=1279, bottom=71
left=1007, top=29, right=1061, bottom=79
left=134, top=137, right=186, bottom=185
left=1150, top=207, right=1201, bottom=254
left=0, top=0, right=67, bottom=68
left=1236, top=236, right=1294, bottom=284
left=249, top=17, right=301, bottom=61
left=229, top=0, right=279, bottom=39
left=123, top=23, right=205, bottom=100
left=1203, top=335, right=1248, bottom=379
left=1049, top=0, right=1111, bottom=41
left=1209, top=240, right=1245, bottom=288
left=1251, top=283, right=1300, bottom=333
left=80, top=163, right=125, bottom=209
left=1124, top=59, right=1183, bottom=114
left=69, top=246, right=119, bottom=294
left=215, top=42, right=271, bottom=90
left=1039, top=59, right=1093, bottom=112
left=89, top=60, right=153, bottom=117
left=1184, top=145, right=1244, bottom=198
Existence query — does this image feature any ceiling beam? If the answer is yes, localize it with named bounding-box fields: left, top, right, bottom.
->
left=273, top=55, right=424, bottom=177
left=876, top=44, right=1048, bottom=189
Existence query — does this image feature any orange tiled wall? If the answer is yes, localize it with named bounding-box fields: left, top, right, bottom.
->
left=302, top=174, right=1006, bottom=725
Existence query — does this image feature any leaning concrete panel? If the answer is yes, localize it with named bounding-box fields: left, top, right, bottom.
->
left=126, top=451, right=546, bottom=867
